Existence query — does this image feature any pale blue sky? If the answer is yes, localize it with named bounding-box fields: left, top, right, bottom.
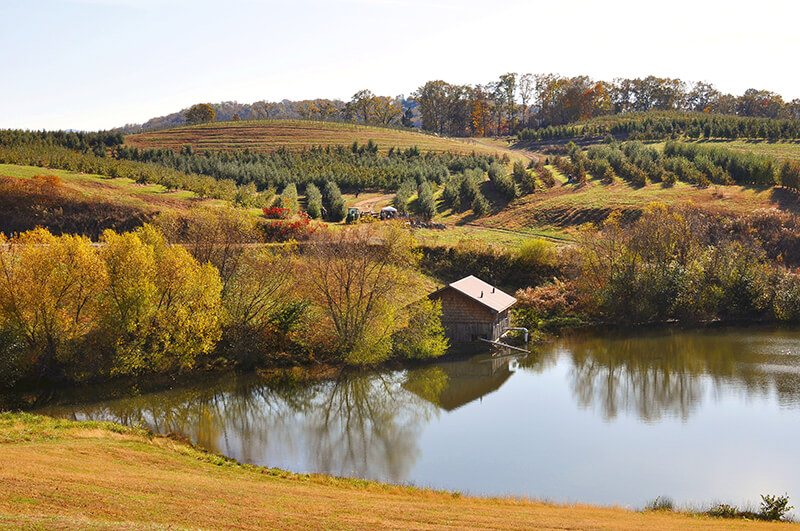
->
left=2, top=0, right=799, bottom=131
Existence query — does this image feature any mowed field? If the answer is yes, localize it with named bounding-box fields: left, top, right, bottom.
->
left=125, top=120, right=519, bottom=157
left=0, top=413, right=790, bottom=531
left=685, top=139, right=800, bottom=163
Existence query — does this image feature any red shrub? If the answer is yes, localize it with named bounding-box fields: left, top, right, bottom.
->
left=262, top=206, right=290, bottom=219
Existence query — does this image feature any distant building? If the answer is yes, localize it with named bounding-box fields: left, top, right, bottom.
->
left=428, top=275, right=516, bottom=343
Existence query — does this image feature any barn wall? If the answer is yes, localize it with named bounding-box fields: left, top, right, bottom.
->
left=432, top=288, right=511, bottom=343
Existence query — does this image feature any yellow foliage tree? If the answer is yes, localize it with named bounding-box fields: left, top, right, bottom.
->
left=304, top=223, right=419, bottom=364
left=0, top=228, right=106, bottom=378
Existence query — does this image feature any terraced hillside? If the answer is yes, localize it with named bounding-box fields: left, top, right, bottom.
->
left=126, top=120, right=514, bottom=156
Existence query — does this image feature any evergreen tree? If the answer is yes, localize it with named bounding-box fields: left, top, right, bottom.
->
left=417, top=181, right=437, bottom=220
left=324, top=181, right=347, bottom=221
left=305, top=183, right=323, bottom=218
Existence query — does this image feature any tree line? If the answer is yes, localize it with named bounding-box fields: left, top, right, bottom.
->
left=114, top=72, right=799, bottom=138
left=519, top=112, right=800, bottom=141
left=115, top=142, right=496, bottom=191
left=0, top=129, right=124, bottom=156
left=412, top=74, right=800, bottom=137
left=554, top=139, right=785, bottom=188
left=515, top=203, right=800, bottom=331
left=0, top=141, right=269, bottom=205
left=0, top=213, right=449, bottom=391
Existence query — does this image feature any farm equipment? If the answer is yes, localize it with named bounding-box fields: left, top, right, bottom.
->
left=346, top=207, right=361, bottom=223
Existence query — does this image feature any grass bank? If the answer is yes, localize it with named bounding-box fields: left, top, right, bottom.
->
left=0, top=413, right=791, bottom=530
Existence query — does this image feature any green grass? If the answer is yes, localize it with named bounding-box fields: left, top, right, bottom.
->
left=686, top=139, right=800, bottom=163
left=0, top=163, right=217, bottom=213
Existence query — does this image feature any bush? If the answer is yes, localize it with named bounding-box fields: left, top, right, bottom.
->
left=518, top=238, right=557, bottom=268
left=760, top=493, right=793, bottom=521
left=707, top=504, right=739, bottom=519
left=391, top=299, right=449, bottom=359
left=780, top=160, right=800, bottom=191
left=263, top=206, right=290, bottom=219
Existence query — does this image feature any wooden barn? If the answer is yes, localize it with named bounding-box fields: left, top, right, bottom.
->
left=429, top=275, right=516, bottom=343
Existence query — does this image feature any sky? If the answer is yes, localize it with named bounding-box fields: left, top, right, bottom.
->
left=2, top=0, right=800, bottom=131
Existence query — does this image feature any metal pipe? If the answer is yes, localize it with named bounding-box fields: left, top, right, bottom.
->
left=504, top=327, right=529, bottom=343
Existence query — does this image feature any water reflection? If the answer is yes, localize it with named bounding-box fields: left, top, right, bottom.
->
left=532, top=327, right=800, bottom=421
left=41, top=370, right=443, bottom=482
left=29, top=326, right=800, bottom=506
left=404, top=357, right=513, bottom=411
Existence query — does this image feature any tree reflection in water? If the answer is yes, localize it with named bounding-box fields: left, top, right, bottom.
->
left=40, top=369, right=441, bottom=483
left=531, top=327, right=800, bottom=421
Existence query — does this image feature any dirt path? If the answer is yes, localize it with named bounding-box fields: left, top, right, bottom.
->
left=353, top=193, right=394, bottom=212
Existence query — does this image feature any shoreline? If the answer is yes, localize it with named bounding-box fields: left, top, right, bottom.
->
left=0, top=412, right=793, bottom=529
left=3, top=319, right=797, bottom=411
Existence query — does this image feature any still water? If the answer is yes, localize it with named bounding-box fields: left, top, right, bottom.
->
left=38, top=326, right=800, bottom=510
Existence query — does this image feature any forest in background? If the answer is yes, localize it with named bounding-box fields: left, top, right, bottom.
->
left=114, top=73, right=800, bottom=138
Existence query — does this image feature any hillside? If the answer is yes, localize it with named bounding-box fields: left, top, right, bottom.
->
left=125, top=120, right=520, bottom=158
left=0, top=413, right=788, bottom=530
left=0, top=163, right=219, bottom=237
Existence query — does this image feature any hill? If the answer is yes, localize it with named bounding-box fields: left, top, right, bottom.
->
left=125, top=120, right=520, bottom=158
left=0, top=163, right=219, bottom=238
left=0, top=413, right=785, bottom=530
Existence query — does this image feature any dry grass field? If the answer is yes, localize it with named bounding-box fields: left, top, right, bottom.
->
left=125, top=120, right=520, bottom=157
left=0, top=413, right=791, bottom=530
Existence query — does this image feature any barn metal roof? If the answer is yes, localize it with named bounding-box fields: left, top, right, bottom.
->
left=433, top=275, right=516, bottom=314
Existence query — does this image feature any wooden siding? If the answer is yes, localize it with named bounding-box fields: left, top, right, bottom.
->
left=431, top=288, right=511, bottom=343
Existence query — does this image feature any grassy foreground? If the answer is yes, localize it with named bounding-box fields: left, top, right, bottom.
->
left=0, top=414, right=791, bottom=530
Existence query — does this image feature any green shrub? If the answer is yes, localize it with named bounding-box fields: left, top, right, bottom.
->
left=707, top=503, right=739, bottom=518
left=780, top=160, right=800, bottom=191
left=391, top=299, right=449, bottom=359
left=518, top=238, right=557, bottom=268
left=759, top=493, right=793, bottom=521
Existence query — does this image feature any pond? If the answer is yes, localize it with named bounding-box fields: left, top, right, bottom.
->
left=36, top=326, right=800, bottom=510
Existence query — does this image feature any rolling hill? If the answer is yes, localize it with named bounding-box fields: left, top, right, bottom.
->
left=124, top=120, right=521, bottom=157
left=0, top=163, right=220, bottom=237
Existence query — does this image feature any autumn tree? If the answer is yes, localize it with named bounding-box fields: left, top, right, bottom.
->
left=518, top=73, right=535, bottom=128
left=0, top=229, right=106, bottom=380
left=185, top=103, right=216, bottom=124
left=220, top=245, right=299, bottom=365
left=372, top=96, right=403, bottom=125
left=126, top=225, right=222, bottom=374
left=303, top=223, right=420, bottom=364
left=346, top=90, right=377, bottom=123
left=153, top=206, right=262, bottom=288
left=413, top=80, right=451, bottom=134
